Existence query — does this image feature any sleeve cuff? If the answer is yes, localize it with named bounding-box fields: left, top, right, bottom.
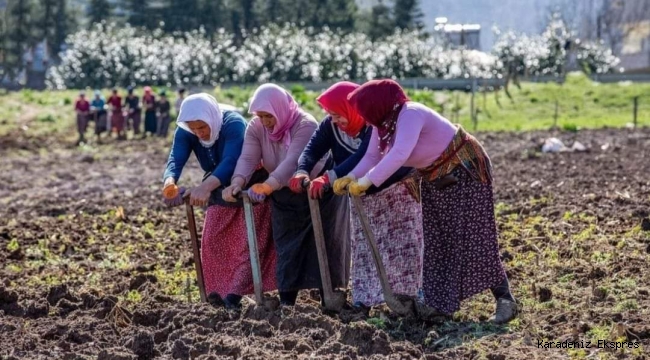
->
left=294, top=170, right=309, bottom=176
left=326, top=169, right=338, bottom=183
left=266, top=176, right=282, bottom=191
left=231, top=176, right=246, bottom=187
left=358, top=176, right=374, bottom=188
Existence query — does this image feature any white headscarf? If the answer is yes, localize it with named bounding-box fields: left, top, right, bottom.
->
left=176, top=93, right=223, bottom=148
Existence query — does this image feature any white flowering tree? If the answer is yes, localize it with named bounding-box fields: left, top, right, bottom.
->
left=47, top=22, right=502, bottom=89
left=47, top=20, right=620, bottom=90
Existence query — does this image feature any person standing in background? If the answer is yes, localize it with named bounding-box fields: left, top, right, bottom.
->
left=157, top=91, right=172, bottom=138
left=175, top=88, right=186, bottom=115
left=107, top=88, right=126, bottom=140
left=90, top=90, right=108, bottom=143
left=142, top=86, right=158, bottom=138
left=124, top=87, right=141, bottom=136
left=74, top=91, right=90, bottom=145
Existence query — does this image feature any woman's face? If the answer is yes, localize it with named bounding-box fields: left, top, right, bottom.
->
left=256, top=111, right=277, bottom=130
left=186, top=120, right=210, bottom=141
left=328, top=111, right=349, bottom=130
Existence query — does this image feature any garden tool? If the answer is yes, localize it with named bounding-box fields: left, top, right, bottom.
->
left=238, top=190, right=279, bottom=310
left=182, top=193, right=207, bottom=303
left=350, top=195, right=415, bottom=317
left=302, top=179, right=346, bottom=312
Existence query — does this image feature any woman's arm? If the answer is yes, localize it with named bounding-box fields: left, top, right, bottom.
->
left=349, top=127, right=382, bottom=179
left=365, top=112, right=425, bottom=187
left=211, top=118, right=246, bottom=187
left=266, top=119, right=317, bottom=189
left=162, top=127, right=193, bottom=183
left=231, top=121, right=263, bottom=187
left=296, top=118, right=333, bottom=176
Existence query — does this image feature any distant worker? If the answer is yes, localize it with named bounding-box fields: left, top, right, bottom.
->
left=107, top=88, right=126, bottom=140
left=124, top=86, right=141, bottom=135
left=74, top=91, right=90, bottom=145
left=90, top=90, right=108, bottom=143
left=142, top=86, right=157, bottom=138
left=157, top=91, right=172, bottom=138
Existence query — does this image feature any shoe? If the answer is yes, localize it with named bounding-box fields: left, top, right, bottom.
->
left=207, top=292, right=225, bottom=308
left=224, top=294, right=242, bottom=310
left=413, top=301, right=450, bottom=321
left=490, top=298, right=519, bottom=325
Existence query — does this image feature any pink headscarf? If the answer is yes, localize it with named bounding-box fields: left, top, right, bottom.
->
left=248, top=83, right=301, bottom=148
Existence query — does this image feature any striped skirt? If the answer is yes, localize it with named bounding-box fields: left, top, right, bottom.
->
left=350, top=180, right=424, bottom=306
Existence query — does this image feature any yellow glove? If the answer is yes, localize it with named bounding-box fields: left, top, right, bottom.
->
left=348, top=177, right=373, bottom=196
left=333, top=175, right=356, bottom=195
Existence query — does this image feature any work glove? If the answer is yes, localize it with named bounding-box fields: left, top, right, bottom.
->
left=248, top=183, right=273, bottom=203
left=289, top=173, right=309, bottom=194
left=163, top=186, right=186, bottom=207
left=333, top=174, right=356, bottom=196
left=309, top=174, right=330, bottom=199
left=348, top=176, right=373, bottom=196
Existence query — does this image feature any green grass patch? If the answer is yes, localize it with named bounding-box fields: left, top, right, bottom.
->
left=2, top=72, right=650, bottom=137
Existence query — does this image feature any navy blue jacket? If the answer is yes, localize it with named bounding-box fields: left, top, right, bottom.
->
left=163, top=110, right=246, bottom=186
left=297, top=116, right=412, bottom=195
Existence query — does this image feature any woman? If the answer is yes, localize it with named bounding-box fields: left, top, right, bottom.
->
left=162, top=93, right=277, bottom=309
left=333, top=79, right=518, bottom=324
left=124, top=87, right=141, bottom=135
left=156, top=91, right=172, bottom=138
left=74, top=91, right=90, bottom=145
left=107, top=88, right=126, bottom=140
left=222, top=83, right=349, bottom=306
left=175, top=87, right=186, bottom=115
left=143, top=86, right=157, bottom=137
left=91, top=90, right=108, bottom=142
left=290, top=81, right=423, bottom=309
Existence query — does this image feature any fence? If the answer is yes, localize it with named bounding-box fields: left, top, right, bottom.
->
left=209, top=74, right=650, bottom=132
left=215, top=73, right=650, bottom=93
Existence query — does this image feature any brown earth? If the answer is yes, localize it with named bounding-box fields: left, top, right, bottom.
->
left=1, top=128, right=649, bottom=359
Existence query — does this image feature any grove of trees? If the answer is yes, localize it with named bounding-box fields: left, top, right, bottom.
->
left=1, top=0, right=424, bottom=82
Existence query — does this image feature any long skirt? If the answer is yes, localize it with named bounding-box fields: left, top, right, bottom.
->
left=76, top=114, right=88, bottom=135
left=201, top=202, right=277, bottom=297
left=111, top=111, right=125, bottom=132
left=270, top=188, right=350, bottom=292
left=157, top=114, right=172, bottom=138
left=350, top=180, right=424, bottom=306
left=144, top=111, right=157, bottom=134
left=421, top=167, right=506, bottom=314
left=94, top=112, right=108, bottom=135
left=126, top=111, right=141, bottom=134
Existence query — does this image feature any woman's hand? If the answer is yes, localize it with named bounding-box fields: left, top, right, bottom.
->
left=333, top=174, right=356, bottom=195
left=163, top=186, right=186, bottom=207
left=289, top=173, right=309, bottom=193
left=186, top=183, right=211, bottom=207
left=248, top=183, right=273, bottom=203
left=222, top=184, right=242, bottom=202
left=348, top=176, right=372, bottom=196
left=309, top=174, right=330, bottom=199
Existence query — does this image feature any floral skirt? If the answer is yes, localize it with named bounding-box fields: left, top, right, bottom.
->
left=350, top=180, right=424, bottom=306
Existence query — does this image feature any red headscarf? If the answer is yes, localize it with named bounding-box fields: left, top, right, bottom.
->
left=347, top=79, right=409, bottom=152
left=316, top=81, right=365, bottom=137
